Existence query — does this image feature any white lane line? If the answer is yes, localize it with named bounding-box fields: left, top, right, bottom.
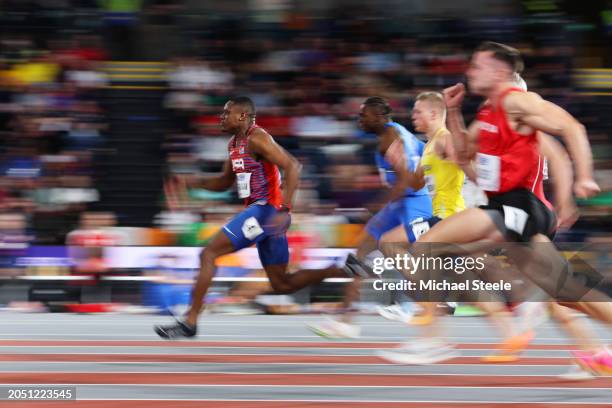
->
left=0, top=321, right=567, bottom=328
left=0, top=339, right=583, bottom=345
left=0, top=346, right=580, bottom=352
left=2, top=335, right=608, bottom=341
left=0, top=370, right=608, bottom=378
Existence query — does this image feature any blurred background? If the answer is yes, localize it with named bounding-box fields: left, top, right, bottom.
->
left=0, top=0, right=611, bottom=314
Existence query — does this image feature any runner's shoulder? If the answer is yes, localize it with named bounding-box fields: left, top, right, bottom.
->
left=503, top=90, right=541, bottom=112
left=247, top=127, right=274, bottom=150
left=380, top=126, right=401, bottom=154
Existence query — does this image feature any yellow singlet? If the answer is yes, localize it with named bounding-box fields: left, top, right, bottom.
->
left=420, top=127, right=465, bottom=218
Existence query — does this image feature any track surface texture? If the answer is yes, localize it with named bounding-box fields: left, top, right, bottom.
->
left=0, top=312, right=610, bottom=407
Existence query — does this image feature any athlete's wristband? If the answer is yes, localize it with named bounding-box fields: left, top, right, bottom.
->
left=278, top=204, right=292, bottom=213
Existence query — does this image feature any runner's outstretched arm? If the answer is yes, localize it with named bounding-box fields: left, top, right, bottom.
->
left=505, top=91, right=599, bottom=198
left=537, top=133, right=577, bottom=229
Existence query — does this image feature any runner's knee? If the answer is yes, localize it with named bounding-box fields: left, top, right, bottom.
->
left=200, top=247, right=219, bottom=265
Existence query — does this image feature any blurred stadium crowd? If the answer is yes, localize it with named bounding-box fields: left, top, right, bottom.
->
left=0, top=1, right=611, bottom=292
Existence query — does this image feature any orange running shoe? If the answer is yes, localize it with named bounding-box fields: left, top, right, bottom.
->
left=481, top=330, right=534, bottom=363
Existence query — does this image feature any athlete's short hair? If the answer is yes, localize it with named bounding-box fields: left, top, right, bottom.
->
left=229, top=96, right=256, bottom=116
left=363, top=96, right=392, bottom=116
left=416, top=91, right=446, bottom=113
left=475, top=41, right=524, bottom=74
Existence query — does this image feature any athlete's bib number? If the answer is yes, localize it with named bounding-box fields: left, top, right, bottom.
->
left=424, top=174, right=435, bottom=195
left=476, top=153, right=501, bottom=192
left=411, top=219, right=431, bottom=240
left=236, top=173, right=252, bottom=199
left=502, top=205, right=529, bottom=235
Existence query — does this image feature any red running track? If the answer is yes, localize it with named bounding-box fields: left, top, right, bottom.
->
left=0, top=372, right=609, bottom=388
left=0, top=339, right=609, bottom=407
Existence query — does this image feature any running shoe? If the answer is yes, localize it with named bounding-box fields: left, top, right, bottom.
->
left=376, top=304, right=414, bottom=323
left=573, top=348, right=612, bottom=376
left=394, top=338, right=449, bottom=353
left=453, top=304, right=485, bottom=317
left=594, top=349, right=612, bottom=374
left=558, top=363, right=596, bottom=380
left=407, top=312, right=435, bottom=326
left=343, top=253, right=376, bottom=278
left=481, top=330, right=534, bottom=363
left=154, top=320, right=197, bottom=339
left=308, top=318, right=361, bottom=339
left=377, top=342, right=458, bottom=364
left=572, top=350, right=598, bottom=374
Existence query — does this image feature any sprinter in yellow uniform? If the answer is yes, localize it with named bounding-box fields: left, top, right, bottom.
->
left=374, top=92, right=466, bottom=334
left=381, top=91, right=464, bottom=245
left=420, top=122, right=465, bottom=219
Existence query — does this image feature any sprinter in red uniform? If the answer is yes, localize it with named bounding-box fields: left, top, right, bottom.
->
left=378, top=42, right=612, bottom=372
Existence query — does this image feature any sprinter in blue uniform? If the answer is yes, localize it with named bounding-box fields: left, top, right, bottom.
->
left=308, top=97, right=432, bottom=339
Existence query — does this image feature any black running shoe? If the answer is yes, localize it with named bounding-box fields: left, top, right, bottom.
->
left=154, top=320, right=197, bottom=339
left=343, top=253, right=376, bottom=278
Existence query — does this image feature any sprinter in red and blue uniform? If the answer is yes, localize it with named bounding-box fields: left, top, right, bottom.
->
left=155, top=97, right=347, bottom=339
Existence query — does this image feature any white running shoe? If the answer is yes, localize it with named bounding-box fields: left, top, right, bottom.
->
left=376, top=304, right=414, bottom=323
left=377, top=342, right=459, bottom=364
left=308, top=318, right=361, bottom=339
left=557, top=364, right=596, bottom=380
left=394, top=338, right=449, bottom=353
